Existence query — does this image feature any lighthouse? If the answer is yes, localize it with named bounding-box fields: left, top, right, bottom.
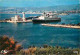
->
left=22, top=12, right=26, bottom=21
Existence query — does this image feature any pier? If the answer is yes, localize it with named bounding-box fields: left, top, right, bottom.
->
left=0, top=12, right=32, bottom=23
left=0, top=19, right=32, bottom=23
left=41, top=24, right=80, bottom=29
left=0, top=20, right=7, bottom=22
left=7, top=19, right=32, bottom=23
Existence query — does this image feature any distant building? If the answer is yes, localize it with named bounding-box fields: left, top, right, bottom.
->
left=11, top=15, right=22, bottom=21
left=10, top=12, right=26, bottom=22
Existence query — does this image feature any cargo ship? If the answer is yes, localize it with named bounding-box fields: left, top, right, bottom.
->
left=32, top=12, right=61, bottom=23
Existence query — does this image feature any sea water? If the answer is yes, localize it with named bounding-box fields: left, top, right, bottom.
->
left=0, top=13, right=80, bottom=48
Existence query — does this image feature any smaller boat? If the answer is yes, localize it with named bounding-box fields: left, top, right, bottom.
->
left=32, top=12, right=61, bottom=23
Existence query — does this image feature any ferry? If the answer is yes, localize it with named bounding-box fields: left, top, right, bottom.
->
left=32, top=12, right=61, bottom=23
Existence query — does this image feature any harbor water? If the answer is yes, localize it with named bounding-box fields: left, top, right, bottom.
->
left=0, top=13, right=80, bottom=48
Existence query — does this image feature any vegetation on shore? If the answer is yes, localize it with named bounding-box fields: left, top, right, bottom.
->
left=0, top=35, right=80, bottom=55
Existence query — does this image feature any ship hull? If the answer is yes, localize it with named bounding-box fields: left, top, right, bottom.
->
left=32, top=18, right=61, bottom=23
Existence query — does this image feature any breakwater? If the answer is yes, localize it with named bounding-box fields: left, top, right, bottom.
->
left=41, top=24, right=80, bottom=29
left=0, top=19, right=32, bottom=23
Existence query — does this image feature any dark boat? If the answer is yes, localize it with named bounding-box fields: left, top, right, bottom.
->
left=32, top=12, right=61, bottom=23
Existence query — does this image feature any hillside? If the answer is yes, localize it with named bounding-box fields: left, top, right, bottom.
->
left=0, top=4, right=80, bottom=13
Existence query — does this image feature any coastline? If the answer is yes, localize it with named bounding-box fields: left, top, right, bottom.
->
left=0, top=35, right=80, bottom=55
left=0, top=13, right=42, bottom=14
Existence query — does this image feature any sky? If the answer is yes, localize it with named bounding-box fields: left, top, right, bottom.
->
left=0, top=0, right=79, bottom=7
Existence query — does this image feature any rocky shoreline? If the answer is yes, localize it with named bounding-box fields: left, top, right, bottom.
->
left=0, top=35, right=80, bottom=55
